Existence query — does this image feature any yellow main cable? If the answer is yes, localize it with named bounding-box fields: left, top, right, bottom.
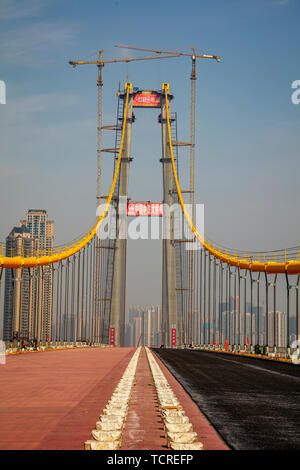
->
left=1, top=82, right=299, bottom=275
left=0, top=83, right=132, bottom=269
left=163, top=83, right=300, bottom=275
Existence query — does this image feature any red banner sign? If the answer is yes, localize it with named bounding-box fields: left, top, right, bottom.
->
left=127, top=202, right=163, bottom=217
left=171, top=328, right=176, bottom=348
left=110, top=328, right=115, bottom=346
left=133, top=92, right=160, bottom=108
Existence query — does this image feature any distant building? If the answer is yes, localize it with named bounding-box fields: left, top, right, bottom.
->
left=267, top=311, right=287, bottom=347
left=20, top=210, right=54, bottom=342
left=135, top=316, right=142, bottom=346
left=126, top=305, right=161, bottom=347
left=2, top=210, right=54, bottom=343
left=20, top=209, right=54, bottom=253
left=3, top=226, right=35, bottom=341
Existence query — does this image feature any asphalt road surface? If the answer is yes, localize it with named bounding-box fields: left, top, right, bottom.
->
left=153, top=349, right=300, bottom=450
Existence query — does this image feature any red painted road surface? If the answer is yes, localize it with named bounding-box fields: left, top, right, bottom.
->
left=0, top=347, right=228, bottom=450
left=0, top=347, right=135, bottom=450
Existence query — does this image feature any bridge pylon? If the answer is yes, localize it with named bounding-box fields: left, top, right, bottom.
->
left=109, top=83, right=134, bottom=347
left=107, top=83, right=179, bottom=347
left=160, top=84, right=178, bottom=347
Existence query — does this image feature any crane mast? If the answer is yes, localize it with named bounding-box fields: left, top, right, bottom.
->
left=189, top=48, right=196, bottom=345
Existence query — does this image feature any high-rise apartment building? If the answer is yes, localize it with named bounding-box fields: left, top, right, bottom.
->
left=20, top=209, right=54, bottom=253
left=3, top=226, right=35, bottom=341
left=20, top=210, right=54, bottom=342
left=135, top=316, right=142, bottom=347
left=2, top=210, right=54, bottom=343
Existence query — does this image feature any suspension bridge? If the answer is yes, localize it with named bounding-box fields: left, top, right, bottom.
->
left=1, top=46, right=300, bottom=451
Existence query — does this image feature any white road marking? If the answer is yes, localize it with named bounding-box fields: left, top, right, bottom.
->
left=213, top=355, right=300, bottom=382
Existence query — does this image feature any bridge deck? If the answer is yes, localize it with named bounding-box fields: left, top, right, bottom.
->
left=0, top=346, right=227, bottom=450
left=0, top=347, right=135, bottom=450
left=154, top=349, right=300, bottom=450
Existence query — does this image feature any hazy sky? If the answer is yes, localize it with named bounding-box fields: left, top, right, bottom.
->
left=0, top=0, right=299, bottom=308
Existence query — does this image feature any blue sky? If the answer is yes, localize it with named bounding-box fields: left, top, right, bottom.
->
left=0, top=0, right=299, bottom=307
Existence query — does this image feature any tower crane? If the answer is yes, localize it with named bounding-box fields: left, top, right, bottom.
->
left=115, top=44, right=221, bottom=344
left=69, top=50, right=181, bottom=204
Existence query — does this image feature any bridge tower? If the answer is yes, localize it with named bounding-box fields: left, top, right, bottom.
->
left=160, top=85, right=178, bottom=348
left=109, top=83, right=178, bottom=348
left=110, top=83, right=134, bottom=347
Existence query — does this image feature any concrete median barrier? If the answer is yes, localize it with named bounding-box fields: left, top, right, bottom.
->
left=84, top=347, right=141, bottom=450
left=145, top=347, right=204, bottom=451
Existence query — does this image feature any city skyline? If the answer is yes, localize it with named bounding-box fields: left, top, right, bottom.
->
left=126, top=305, right=161, bottom=347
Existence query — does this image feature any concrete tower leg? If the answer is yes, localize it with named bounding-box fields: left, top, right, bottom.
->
left=160, top=86, right=178, bottom=348
left=110, top=86, right=134, bottom=347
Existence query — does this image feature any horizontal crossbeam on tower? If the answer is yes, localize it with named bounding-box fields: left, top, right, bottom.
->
left=95, top=246, right=117, bottom=250
left=172, top=141, right=192, bottom=147
left=101, top=125, right=122, bottom=131
left=115, top=157, right=133, bottom=162
left=171, top=189, right=194, bottom=194
left=102, top=148, right=120, bottom=153
left=99, top=195, right=120, bottom=201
